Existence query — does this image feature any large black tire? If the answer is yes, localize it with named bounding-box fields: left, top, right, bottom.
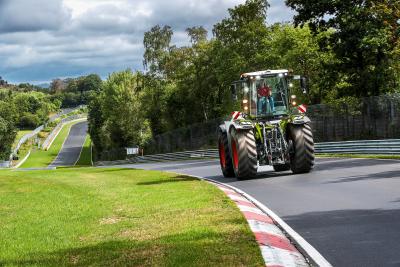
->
left=288, top=123, right=315, bottom=174
left=273, top=164, right=290, bottom=172
left=218, top=129, right=234, bottom=177
left=229, top=127, right=258, bottom=179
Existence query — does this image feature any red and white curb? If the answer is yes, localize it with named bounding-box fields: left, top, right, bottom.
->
left=168, top=172, right=331, bottom=267
left=215, top=184, right=308, bottom=267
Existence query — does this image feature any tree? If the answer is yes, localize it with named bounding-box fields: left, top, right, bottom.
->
left=213, top=0, right=269, bottom=69
left=50, top=79, right=66, bottom=93
left=77, top=74, right=102, bottom=93
left=100, top=70, right=151, bottom=149
left=285, top=0, right=400, bottom=97
left=87, top=91, right=105, bottom=152
left=143, top=25, right=173, bottom=77
left=186, top=26, right=208, bottom=45
left=0, top=100, right=16, bottom=160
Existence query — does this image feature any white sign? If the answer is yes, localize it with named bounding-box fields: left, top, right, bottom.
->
left=126, top=147, right=139, bottom=155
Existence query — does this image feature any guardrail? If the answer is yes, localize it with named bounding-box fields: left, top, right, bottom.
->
left=96, top=139, right=400, bottom=166
left=315, top=139, right=400, bottom=155
left=41, top=115, right=86, bottom=150
left=12, top=125, right=44, bottom=157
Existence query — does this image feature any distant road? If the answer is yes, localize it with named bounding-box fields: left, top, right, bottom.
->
left=49, top=121, right=87, bottom=167
left=120, top=158, right=400, bottom=267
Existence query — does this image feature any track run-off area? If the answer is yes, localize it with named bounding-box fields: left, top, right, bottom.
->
left=118, top=157, right=400, bottom=267
left=15, top=122, right=400, bottom=266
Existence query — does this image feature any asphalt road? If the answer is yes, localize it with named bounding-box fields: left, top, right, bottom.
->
left=49, top=121, right=88, bottom=167
left=121, top=158, right=400, bottom=267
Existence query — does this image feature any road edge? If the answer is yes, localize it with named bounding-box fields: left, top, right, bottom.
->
left=48, top=119, right=87, bottom=167
left=172, top=172, right=332, bottom=267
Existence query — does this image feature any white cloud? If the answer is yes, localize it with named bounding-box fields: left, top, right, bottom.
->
left=0, top=0, right=294, bottom=83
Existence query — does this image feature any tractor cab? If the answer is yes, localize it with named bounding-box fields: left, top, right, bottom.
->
left=231, top=69, right=306, bottom=119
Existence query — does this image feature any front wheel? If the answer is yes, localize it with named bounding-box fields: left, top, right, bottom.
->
left=230, top=127, right=258, bottom=179
left=218, top=129, right=234, bottom=177
left=288, top=123, right=315, bottom=174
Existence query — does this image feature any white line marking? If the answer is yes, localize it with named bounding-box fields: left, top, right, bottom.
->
left=238, top=205, right=266, bottom=215
left=260, top=246, right=308, bottom=267
left=74, top=134, right=88, bottom=166
left=226, top=194, right=249, bottom=202
left=248, top=220, right=286, bottom=238
left=13, top=150, right=31, bottom=169
left=49, top=120, right=86, bottom=167
left=170, top=171, right=332, bottom=267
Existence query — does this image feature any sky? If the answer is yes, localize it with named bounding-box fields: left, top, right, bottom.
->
left=0, top=0, right=295, bottom=84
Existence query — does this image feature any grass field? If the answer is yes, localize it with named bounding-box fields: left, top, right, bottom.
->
left=75, top=135, right=92, bottom=166
left=0, top=168, right=263, bottom=266
left=20, top=120, right=83, bottom=168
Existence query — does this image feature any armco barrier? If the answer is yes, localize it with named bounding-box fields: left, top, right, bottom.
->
left=41, top=115, right=86, bottom=150
left=96, top=139, right=400, bottom=166
left=12, top=125, right=44, bottom=157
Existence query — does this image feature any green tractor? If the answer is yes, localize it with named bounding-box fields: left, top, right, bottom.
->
left=218, top=69, right=314, bottom=179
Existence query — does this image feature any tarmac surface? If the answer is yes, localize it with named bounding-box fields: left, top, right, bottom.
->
left=49, top=121, right=88, bottom=167
left=120, top=158, right=400, bottom=267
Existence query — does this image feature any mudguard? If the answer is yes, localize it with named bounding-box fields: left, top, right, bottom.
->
left=228, top=120, right=254, bottom=131
left=290, top=115, right=311, bottom=125
left=219, top=124, right=227, bottom=134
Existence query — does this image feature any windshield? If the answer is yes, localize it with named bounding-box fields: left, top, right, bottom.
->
left=249, top=75, right=289, bottom=117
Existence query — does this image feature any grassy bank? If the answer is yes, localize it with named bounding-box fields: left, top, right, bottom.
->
left=75, top=135, right=92, bottom=166
left=0, top=168, right=263, bottom=266
left=13, top=130, right=32, bottom=148
left=20, top=120, right=84, bottom=168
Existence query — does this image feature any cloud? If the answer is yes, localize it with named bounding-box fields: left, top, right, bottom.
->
left=0, top=0, right=71, bottom=33
left=0, top=0, right=294, bottom=84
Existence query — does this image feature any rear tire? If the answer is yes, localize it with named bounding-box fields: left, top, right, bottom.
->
left=288, top=123, right=315, bottom=174
left=218, top=129, right=234, bottom=177
left=230, top=127, right=258, bottom=179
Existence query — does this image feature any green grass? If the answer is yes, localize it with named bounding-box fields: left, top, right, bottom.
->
left=13, top=130, right=32, bottom=148
left=0, top=168, right=264, bottom=266
left=20, top=120, right=84, bottom=168
left=317, top=153, right=400, bottom=160
left=75, top=135, right=92, bottom=166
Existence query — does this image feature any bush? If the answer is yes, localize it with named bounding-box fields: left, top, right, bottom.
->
left=18, top=113, right=40, bottom=129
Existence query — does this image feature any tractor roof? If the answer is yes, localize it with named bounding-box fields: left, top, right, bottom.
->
left=240, top=69, right=289, bottom=78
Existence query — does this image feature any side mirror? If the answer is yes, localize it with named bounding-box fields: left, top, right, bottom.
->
left=300, top=77, right=308, bottom=94
left=231, top=85, right=238, bottom=101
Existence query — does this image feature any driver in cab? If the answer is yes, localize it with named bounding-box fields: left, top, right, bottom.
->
left=257, top=81, right=275, bottom=115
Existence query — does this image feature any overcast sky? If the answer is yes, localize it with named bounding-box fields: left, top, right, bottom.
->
left=0, top=0, right=295, bottom=84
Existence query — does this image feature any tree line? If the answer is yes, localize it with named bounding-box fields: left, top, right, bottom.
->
left=0, top=74, right=101, bottom=160
left=88, top=0, right=400, bottom=156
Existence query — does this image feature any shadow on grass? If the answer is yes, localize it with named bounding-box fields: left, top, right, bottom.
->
left=137, top=175, right=198, bottom=186
left=0, top=229, right=256, bottom=267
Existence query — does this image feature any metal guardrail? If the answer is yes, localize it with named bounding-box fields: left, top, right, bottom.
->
left=315, top=139, right=400, bottom=155
left=12, top=125, right=44, bottom=157
left=41, top=115, right=86, bottom=150
left=96, top=139, right=400, bottom=166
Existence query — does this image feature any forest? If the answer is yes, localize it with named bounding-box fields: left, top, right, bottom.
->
left=88, top=0, right=400, bottom=156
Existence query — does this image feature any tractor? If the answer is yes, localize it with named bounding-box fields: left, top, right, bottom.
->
left=218, top=69, right=315, bottom=179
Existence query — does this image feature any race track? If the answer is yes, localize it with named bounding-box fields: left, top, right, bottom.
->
left=121, top=158, right=400, bottom=267
left=49, top=121, right=88, bottom=167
